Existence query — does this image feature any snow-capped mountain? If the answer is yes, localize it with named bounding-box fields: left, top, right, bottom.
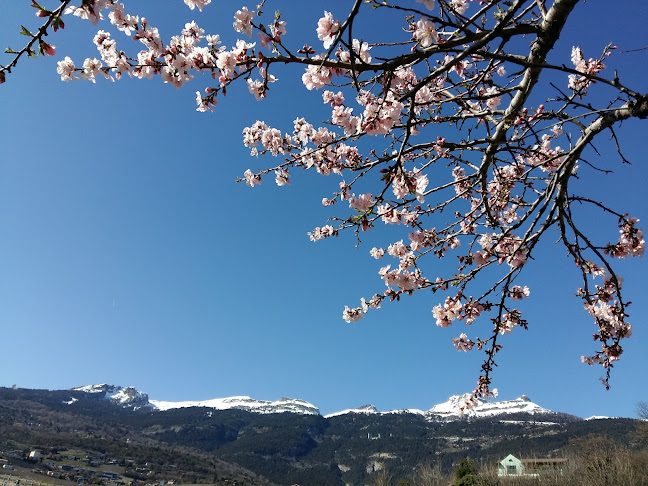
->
left=426, top=394, right=552, bottom=420
left=324, top=404, right=427, bottom=419
left=72, top=384, right=151, bottom=409
left=150, top=396, right=320, bottom=415
left=324, top=394, right=555, bottom=421
left=324, top=404, right=380, bottom=418
left=70, top=385, right=565, bottom=421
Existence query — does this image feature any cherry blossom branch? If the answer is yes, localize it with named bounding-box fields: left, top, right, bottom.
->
left=0, top=0, right=72, bottom=84
left=36, top=0, right=647, bottom=406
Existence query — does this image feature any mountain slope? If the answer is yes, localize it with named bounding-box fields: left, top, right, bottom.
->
left=0, top=385, right=639, bottom=486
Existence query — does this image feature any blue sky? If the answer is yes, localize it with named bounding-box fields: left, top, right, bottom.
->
left=1, top=0, right=646, bottom=419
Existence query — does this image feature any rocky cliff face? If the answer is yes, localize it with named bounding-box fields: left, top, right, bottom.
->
left=72, top=384, right=151, bottom=409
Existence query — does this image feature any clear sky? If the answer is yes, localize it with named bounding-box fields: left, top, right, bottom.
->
left=0, top=0, right=646, bottom=419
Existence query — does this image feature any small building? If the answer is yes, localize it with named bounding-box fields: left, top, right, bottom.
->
left=498, top=454, right=568, bottom=477
left=521, top=458, right=567, bottom=476
left=102, top=471, right=120, bottom=480
left=498, top=454, right=524, bottom=476
left=29, top=450, right=43, bottom=460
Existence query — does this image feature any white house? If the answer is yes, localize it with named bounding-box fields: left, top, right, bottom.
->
left=498, top=454, right=524, bottom=476
left=29, top=450, right=43, bottom=460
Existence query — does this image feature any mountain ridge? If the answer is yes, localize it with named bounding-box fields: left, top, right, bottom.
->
left=66, top=383, right=576, bottom=421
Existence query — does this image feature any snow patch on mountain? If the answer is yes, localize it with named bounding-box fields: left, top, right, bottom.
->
left=324, top=404, right=380, bottom=418
left=150, top=396, right=320, bottom=415
left=325, top=405, right=428, bottom=419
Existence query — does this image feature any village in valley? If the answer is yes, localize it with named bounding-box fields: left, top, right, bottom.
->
left=0, top=448, right=183, bottom=486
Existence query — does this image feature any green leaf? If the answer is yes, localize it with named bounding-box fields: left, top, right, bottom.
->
left=5, top=47, right=17, bottom=54
left=20, top=25, right=34, bottom=37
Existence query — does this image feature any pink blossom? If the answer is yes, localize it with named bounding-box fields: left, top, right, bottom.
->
left=612, top=217, right=645, bottom=258
left=451, top=0, right=469, bottom=14
left=416, top=0, right=435, bottom=10
left=415, top=172, right=429, bottom=200
left=370, top=247, right=385, bottom=259
left=506, top=248, right=528, bottom=268
left=261, top=128, right=287, bottom=155
left=182, top=21, right=205, bottom=44
left=243, top=169, right=261, bottom=187
left=332, top=106, right=359, bottom=135
left=472, top=250, right=490, bottom=266
left=206, top=34, right=221, bottom=47
left=459, top=300, right=484, bottom=325
left=309, top=225, right=335, bottom=241
left=509, top=285, right=530, bottom=300
left=274, top=168, right=290, bottom=186
left=413, top=18, right=438, bottom=48
left=452, top=166, right=472, bottom=198
left=323, top=90, right=345, bottom=106
left=452, top=333, right=473, bottom=352
left=432, top=295, right=463, bottom=327
left=377, top=204, right=401, bottom=224
left=247, top=79, right=265, bottom=100
left=56, top=56, right=78, bottom=81
left=568, top=46, right=606, bottom=93
left=316, top=11, right=340, bottom=49
left=195, top=91, right=213, bottom=112
left=184, top=0, right=211, bottom=11
left=349, top=193, right=374, bottom=211
left=233, top=7, right=255, bottom=36
left=352, top=39, right=372, bottom=63
left=342, top=305, right=364, bottom=323
left=108, top=4, right=138, bottom=35
left=64, top=2, right=108, bottom=25
left=499, top=313, right=519, bottom=334
left=302, top=62, right=332, bottom=90
left=41, top=42, right=56, bottom=56
left=293, top=118, right=314, bottom=145
left=485, top=86, right=501, bottom=109
left=387, top=240, right=408, bottom=258
left=80, top=58, right=109, bottom=83
left=270, top=20, right=287, bottom=39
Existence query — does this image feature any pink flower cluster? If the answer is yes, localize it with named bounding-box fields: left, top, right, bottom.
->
left=452, top=333, right=473, bottom=352
left=568, top=46, right=608, bottom=94
left=342, top=295, right=382, bottom=323
left=432, top=294, right=485, bottom=328
left=605, top=217, right=645, bottom=259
